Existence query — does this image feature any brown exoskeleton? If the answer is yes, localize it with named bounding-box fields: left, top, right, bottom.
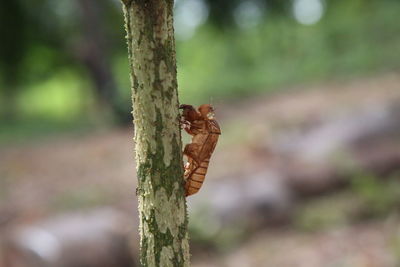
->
left=179, top=104, right=221, bottom=196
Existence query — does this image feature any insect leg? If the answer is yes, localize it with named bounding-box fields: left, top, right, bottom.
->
left=183, top=143, right=201, bottom=165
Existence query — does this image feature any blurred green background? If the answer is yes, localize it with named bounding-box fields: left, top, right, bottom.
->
left=1, top=0, right=400, bottom=266
left=1, top=0, right=400, bottom=142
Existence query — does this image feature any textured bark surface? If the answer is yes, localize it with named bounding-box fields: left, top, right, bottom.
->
left=121, top=1, right=190, bottom=266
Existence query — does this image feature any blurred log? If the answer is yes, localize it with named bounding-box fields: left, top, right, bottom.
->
left=2, top=209, right=137, bottom=267
left=276, top=102, right=400, bottom=196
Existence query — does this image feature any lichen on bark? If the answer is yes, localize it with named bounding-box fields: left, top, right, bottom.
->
left=121, top=0, right=190, bottom=266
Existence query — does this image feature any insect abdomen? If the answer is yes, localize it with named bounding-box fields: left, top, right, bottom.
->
left=185, top=159, right=210, bottom=196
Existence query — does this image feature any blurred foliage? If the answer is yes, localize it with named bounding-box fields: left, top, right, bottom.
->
left=189, top=204, right=250, bottom=252
left=188, top=205, right=222, bottom=251
left=294, top=172, right=400, bottom=232
left=294, top=192, right=356, bottom=231
left=350, top=172, right=400, bottom=218
left=205, top=0, right=289, bottom=26
left=391, top=224, right=400, bottom=264
left=50, top=185, right=117, bottom=212
left=1, top=0, right=400, bottom=140
left=178, top=0, right=400, bottom=105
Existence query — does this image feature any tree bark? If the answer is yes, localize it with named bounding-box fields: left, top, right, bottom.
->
left=121, top=1, right=190, bottom=266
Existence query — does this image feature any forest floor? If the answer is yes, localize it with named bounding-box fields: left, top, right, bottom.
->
left=1, top=73, right=400, bottom=266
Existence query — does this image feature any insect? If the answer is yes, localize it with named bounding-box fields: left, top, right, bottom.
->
left=179, top=104, right=221, bottom=196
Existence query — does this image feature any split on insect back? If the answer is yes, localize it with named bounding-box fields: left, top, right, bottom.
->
left=179, top=104, right=221, bottom=196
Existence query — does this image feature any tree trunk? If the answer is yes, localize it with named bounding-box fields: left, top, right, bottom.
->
left=121, top=1, right=190, bottom=266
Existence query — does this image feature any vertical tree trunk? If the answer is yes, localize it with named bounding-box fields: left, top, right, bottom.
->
left=121, top=0, right=190, bottom=266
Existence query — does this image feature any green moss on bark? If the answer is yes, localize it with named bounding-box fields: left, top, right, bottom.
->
left=121, top=0, right=189, bottom=266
